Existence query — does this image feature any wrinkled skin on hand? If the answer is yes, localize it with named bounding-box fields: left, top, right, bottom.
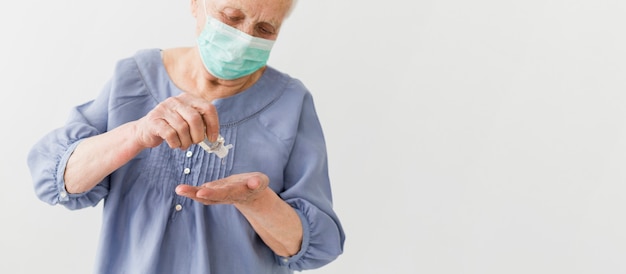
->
left=175, top=172, right=269, bottom=205
left=135, top=92, right=220, bottom=150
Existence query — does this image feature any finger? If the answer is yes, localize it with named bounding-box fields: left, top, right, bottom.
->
left=245, top=172, right=269, bottom=190
left=196, top=185, right=238, bottom=202
left=136, top=116, right=169, bottom=148
left=196, top=177, right=252, bottom=203
left=196, top=175, right=265, bottom=202
left=176, top=184, right=223, bottom=205
left=246, top=176, right=262, bottom=190
left=175, top=184, right=197, bottom=196
left=201, top=104, right=220, bottom=143
left=160, top=98, right=198, bottom=149
left=147, top=98, right=187, bottom=149
left=169, top=100, right=207, bottom=146
left=175, top=185, right=216, bottom=205
left=178, top=93, right=220, bottom=143
left=152, top=118, right=182, bottom=149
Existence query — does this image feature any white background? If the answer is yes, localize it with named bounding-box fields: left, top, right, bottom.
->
left=1, top=0, right=626, bottom=273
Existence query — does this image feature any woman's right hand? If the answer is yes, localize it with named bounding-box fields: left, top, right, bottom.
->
left=134, top=92, right=220, bottom=150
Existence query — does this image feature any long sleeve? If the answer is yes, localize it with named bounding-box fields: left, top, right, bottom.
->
left=27, top=52, right=156, bottom=210
left=27, top=82, right=113, bottom=210
left=273, top=90, right=345, bottom=270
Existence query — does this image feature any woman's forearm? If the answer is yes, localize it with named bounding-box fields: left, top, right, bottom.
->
left=235, top=188, right=303, bottom=257
left=64, top=122, right=144, bottom=194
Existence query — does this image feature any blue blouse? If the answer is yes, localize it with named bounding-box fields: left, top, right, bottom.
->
left=27, top=49, right=345, bottom=274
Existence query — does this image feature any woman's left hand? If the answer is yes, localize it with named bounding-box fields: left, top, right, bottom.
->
left=175, top=172, right=269, bottom=205
left=177, top=171, right=303, bottom=257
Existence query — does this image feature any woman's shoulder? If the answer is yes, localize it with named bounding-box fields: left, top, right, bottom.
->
left=108, top=48, right=159, bottom=83
left=264, top=66, right=310, bottom=97
left=112, top=48, right=159, bottom=69
left=108, top=48, right=176, bottom=101
left=260, top=66, right=318, bottom=114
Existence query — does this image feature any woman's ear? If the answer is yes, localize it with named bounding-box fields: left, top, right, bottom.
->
left=190, top=0, right=198, bottom=18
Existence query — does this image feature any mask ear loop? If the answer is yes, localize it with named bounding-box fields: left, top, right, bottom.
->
left=202, top=0, right=209, bottom=20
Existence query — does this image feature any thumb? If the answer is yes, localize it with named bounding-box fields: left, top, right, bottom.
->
left=246, top=176, right=262, bottom=190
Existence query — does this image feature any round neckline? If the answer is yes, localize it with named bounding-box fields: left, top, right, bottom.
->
left=149, top=48, right=288, bottom=127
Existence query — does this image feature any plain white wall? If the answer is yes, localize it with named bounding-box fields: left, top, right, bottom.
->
left=2, top=0, right=626, bottom=273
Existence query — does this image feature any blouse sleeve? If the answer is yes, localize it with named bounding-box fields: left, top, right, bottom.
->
left=275, top=91, right=346, bottom=270
left=27, top=80, right=113, bottom=210
left=27, top=52, right=155, bottom=210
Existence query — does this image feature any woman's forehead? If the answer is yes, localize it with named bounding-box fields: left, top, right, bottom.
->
left=210, top=0, right=292, bottom=20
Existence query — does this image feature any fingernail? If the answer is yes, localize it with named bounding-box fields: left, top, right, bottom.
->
left=210, top=133, right=218, bottom=143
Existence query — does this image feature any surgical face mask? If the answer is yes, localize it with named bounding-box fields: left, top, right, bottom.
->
left=197, top=0, right=275, bottom=80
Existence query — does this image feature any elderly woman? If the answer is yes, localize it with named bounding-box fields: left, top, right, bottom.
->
left=26, top=0, right=345, bottom=272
